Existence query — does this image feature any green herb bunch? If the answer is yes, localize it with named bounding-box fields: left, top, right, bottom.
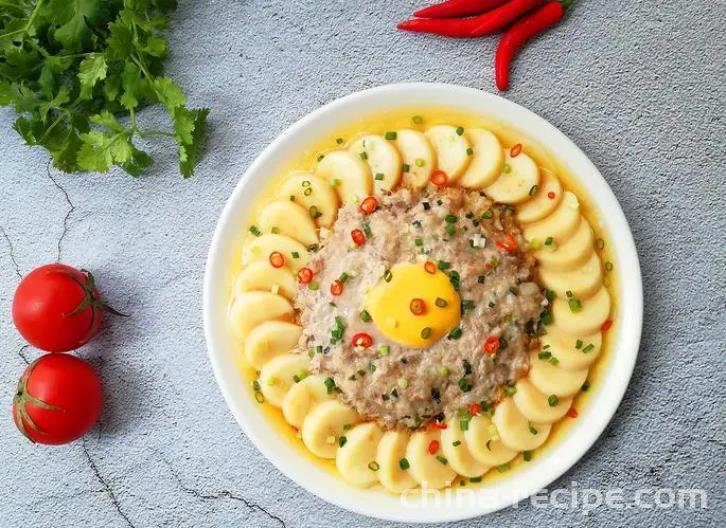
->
left=0, top=0, right=208, bottom=177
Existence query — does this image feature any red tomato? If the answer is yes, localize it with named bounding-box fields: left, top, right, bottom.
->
left=12, top=354, right=103, bottom=445
left=12, top=264, right=117, bottom=352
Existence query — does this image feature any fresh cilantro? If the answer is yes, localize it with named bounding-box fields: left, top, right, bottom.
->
left=0, top=0, right=208, bottom=177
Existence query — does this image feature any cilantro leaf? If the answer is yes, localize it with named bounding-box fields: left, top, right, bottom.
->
left=0, top=1, right=208, bottom=177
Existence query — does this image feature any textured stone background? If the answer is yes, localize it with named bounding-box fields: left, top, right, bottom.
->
left=1, top=1, right=724, bottom=527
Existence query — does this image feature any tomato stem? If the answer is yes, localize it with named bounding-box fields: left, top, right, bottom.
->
left=13, top=359, right=64, bottom=443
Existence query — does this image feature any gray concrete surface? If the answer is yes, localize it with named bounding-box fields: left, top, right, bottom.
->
left=1, top=1, right=725, bottom=526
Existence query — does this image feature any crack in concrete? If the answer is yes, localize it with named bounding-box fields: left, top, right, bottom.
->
left=0, top=225, right=22, bottom=279
left=47, top=162, right=75, bottom=262
left=17, top=344, right=30, bottom=365
left=82, top=438, right=137, bottom=528
left=166, top=464, right=286, bottom=527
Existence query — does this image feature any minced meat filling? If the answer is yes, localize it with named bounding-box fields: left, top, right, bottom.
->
left=296, top=188, right=546, bottom=429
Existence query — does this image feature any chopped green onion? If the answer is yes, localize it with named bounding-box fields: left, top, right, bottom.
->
left=375, top=173, right=384, bottom=181
left=446, top=224, right=456, bottom=236
left=421, top=327, right=432, bottom=339
left=368, top=461, right=380, bottom=471
left=397, top=377, right=409, bottom=389
left=309, top=205, right=322, bottom=219
left=360, top=310, right=372, bottom=322
left=445, top=214, right=458, bottom=223
left=399, top=457, right=410, bottom=470
left=523, top=451, right=533, bottom=462
left=452, top=440, right=461, bottom=447
left=568, top=298, right=582, bottom=313
left=547, top=394, right=559, bottom=407
left=481, top=209, right=493, bottom=220
left=336, top=137, right=344, bottom=145
left=415, top=158, right=425, bottom=167
left=455, top=126, right=464, bottom=136
left=529, top=185, right=539, bottom=196
left=291, top=251, right=300, bottom=259
left=324, top=377, right=336, bottom=394
left=504, top=383, right=517, bottom=396
left=249, top=225, right=262, bottom=236
left=254, top=391, right=265, bottom=403
left=385, top=131, right=397, bottom=140
left=339, top=436, right=347, bottom=447
left=402, top=163, right=410, bottom=172
left=378, top=345, right=390, bottom=357
left=435, top=297, right=448, bottom=308
left=466, top=147, right=473, bottom=156
left=576, top=339, right=583, bottom=349
left=412, top=115, right=423, bottom=124
left=415, top=238, right=424, bottom=247
left=595, top=238, right=605, bottom=250
left=422, top=201, right=431, bottom=210
left=605, top=261, right=614, bottom=271
left=581, top=380, right=590, bottom=391
left=435, top=455, right=448, bottom=465
left=470, top=476, right=482, bottom=483
left=359, top=151, right=368, bottom=160
left=317, top=154, right=325, bottom=162
left=438, top=366, right=450, bottom=377
left=437, top=260, right=451, bottom=270
left=384, top=269, right=393, bottom=282
left=582, top=343, right=595, bottom=354
left=497, top=463, right=510, bottom=473
left=363, top=222, right=373, bottom=238
left=303, top=187, right=313, bottom=196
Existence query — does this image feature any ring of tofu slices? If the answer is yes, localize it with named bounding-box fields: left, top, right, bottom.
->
left=227, top=123, right=613, bottom=492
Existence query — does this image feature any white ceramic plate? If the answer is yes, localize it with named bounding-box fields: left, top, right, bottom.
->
left=203, top=83, right=643, bottom=523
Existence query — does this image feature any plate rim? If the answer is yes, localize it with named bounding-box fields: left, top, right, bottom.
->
left=203, top=82, right=643, bottom=523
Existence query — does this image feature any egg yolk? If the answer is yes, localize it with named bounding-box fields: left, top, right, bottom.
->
left=365, top=262, right=461, bottom=348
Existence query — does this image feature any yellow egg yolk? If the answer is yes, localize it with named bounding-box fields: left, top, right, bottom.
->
left=365, top=262, right=461, bottom=348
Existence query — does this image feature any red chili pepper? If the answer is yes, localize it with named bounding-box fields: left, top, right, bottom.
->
left=468, top=402, right=482, bottom=416
left=496, top=233, right=518, bottom=253
left=414, top=0, right=509, bottom=19
left=428, top=439, right=440, bottom=454
left=601, top=319, right=613, bottom=332
left=351, top=332, right=373, bottom=348
left=398, top=0, right=545, bottom=38
left=430, top=170, right=448, bottom=186
left=566, top=407, right=578, bottom=418
left=268, top=251, right=285, bottom=268
left=483, top=336, right=500, bottom=354
left=429, top=421, right=448, bottom=430
left=547, top=191, right=556, bottom=199
left=351, top=228, right=366, bottom=246
left=495, top=1, right=564, bottom=91
left=330, top=279, right=344, bottom=296
left=359, top=196, right=378, bottom=215
left=410, top=298, right=427, bottom=315
left=510, top=143, right=522, bottom=157
left=424, top=261, right=437, bottom=274
left=297, top=267, right=314, bottom=284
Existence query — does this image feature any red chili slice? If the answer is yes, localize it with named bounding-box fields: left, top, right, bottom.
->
left=428, top=440, right=440, bottom=454
left=269, top=251, right=285, bottom=268
left=430, top=170, right=448, bottom=186
left=351, top=229, right=366, bottom=246
left=424, top=261, right=437, bottom=274
left=429, top=421, right=448, bottom=430
left=297, top=267, right=314, bottom=284
left=483, top=336, right=500, bottom=355
left=495, top=234, right=518, bottom=253
left=566, top=407, right=578, bottom=418
left=601, top=319, right=613, bottom=332
left=547, top=191, right=556, bottom=200
left=468, top=403, right=482, bottom=416
left=510, top=143, right=522, bottom=157
left=351, top=332, right=373, bottom=348
left=330, top=279, right=344, bottom=296
left=409, top=298, right=427, bottom=316
left=359, top=196, right=378, bottom=215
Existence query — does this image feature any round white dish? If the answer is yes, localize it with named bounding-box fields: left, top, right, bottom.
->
left=203, top=83, right=643, bottom=523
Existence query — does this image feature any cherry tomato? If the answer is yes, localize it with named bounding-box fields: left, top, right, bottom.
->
left=12, top=354, right=102, bottom=445
left=12, top=264, right=122, bottom=352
